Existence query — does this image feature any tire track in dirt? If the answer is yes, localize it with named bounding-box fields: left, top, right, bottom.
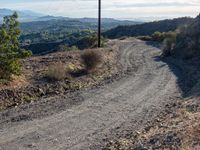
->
left=0, top=38, right=181, bottom=150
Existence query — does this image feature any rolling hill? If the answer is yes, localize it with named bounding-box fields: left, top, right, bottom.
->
left=103, top=17, right=194, bottom=39
left=20, top=18, right=141, bottom=34
left=0, top=8, right=141, bottom=54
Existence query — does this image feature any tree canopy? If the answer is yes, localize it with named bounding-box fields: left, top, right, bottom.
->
left=0, top=12, right=31, bottom=80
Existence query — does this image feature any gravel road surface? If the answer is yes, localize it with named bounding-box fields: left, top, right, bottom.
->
left=0, top=38, right=181, bottom=150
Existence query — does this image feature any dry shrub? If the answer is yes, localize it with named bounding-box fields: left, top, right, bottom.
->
left=137, top=36, right=152, bottom=41
left=0, top=69, right=4, bottom=80
left=46, top=62, right=66, bottom=81
left=161, top=38, right=176, bottom=57
left=81, top=49, right=103, bottom=72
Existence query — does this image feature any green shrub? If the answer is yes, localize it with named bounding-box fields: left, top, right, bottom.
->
left=173, top=15, right=200, bottom=58
left=152, top=32, right=163, bottom=41
left=58, top=44, right=79, bottom=51
left=81, top=49, right=103, bottom=72
left=76, top=34, right=106, bottom=49
left=0, top=12, right=31, bottom=80
left=150, top=31, right=177, bottom=57
left=152, top=31, right=177, bottom=42
left=164, top=31, right=177, bottom=41
left=71, top=46, right=79, bottom=51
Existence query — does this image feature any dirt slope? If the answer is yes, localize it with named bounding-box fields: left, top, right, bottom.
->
left=0, top=38, right=181, bottom=150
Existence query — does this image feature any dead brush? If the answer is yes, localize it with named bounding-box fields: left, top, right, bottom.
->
left=46, top=62, right=66, bottom=81
left=81, top=49, right=103, bottom=73
left=161, top=38, right=176, bottom=57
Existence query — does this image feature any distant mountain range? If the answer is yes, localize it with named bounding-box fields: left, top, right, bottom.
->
left=0, top=8, right=44, bottom=22
left=20, top=17, right=140, bottom=34
left=104, top=17, right=194, bottom=38
left=0, top=8, right=141, bottom=25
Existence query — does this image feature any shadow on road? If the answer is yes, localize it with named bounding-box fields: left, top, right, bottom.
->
left=146, top=41, right=200, bottom=97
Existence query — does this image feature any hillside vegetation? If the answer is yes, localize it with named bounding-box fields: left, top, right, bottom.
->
left=172, top=14, right=200, bottom=58
left=104, top=14, right=200, bottom=150
left=103, top=17, right=193, bottom=39
left=0, top=13, right=119, bottom=110
left=19, top=18, right=139, bottom=55
left=0, top=12, right=31, bottom=80
left=20, top=18, right=139, bottom=34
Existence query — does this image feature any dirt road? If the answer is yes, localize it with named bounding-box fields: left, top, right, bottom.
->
left=0, top=38, right=181, bottom=150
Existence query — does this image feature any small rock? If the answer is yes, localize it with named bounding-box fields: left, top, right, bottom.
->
left=38, top=88, right=45, bottom=95
left=26, top=66, right=31, bottom=69
left=136, top=131, right=141, bottom=135
left=26, top=143, right=36, bottom=148
left=135, top=141, right=143, bottom=150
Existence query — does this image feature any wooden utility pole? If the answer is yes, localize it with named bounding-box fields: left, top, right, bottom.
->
left=98, top=0, right=101, bottom=48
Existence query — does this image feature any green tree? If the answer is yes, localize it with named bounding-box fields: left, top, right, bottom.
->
left=0, top=12, right=32, bottom=80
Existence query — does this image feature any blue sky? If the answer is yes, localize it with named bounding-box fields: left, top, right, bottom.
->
left=0, top=0, right=200, bottom=20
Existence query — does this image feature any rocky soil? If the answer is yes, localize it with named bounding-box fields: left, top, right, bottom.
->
left=103, top=97, right=200, bottom=150
left=0, top=43, right=120, bottom=110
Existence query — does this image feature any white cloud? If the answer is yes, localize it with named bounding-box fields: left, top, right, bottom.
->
left=0, top=0, right=199, bottom=20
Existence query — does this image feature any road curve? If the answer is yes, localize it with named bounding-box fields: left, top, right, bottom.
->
left=0, top=38, right=181, bottom=150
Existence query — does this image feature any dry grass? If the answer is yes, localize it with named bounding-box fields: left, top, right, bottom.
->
left=46, top=62, right=66, bottom=81
left=0, top=46, right=117, bottom=110
left=138, top=100, right=200, bottom=149
left=81, top=49, right=103, bottom=72
left=0, top=75, right=28, bottom=90
left=106, top=98, right=200, bottom=150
